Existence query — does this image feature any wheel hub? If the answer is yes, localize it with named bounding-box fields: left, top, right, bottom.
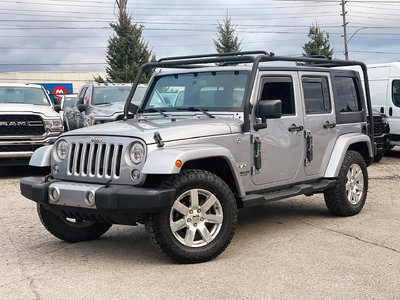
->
left=346, top=163, right=364, bottom=205
left=169, top=188, right=223, bottom=248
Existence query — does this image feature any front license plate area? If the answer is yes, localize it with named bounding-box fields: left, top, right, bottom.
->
left=48, top=182, right=102, bottom=209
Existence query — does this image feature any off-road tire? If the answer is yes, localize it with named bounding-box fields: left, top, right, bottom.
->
left=324, top=150, right=368, bottom=216
left=37, top=204, right=111, bottom=243
left=146, top=169, right=238, bottom=264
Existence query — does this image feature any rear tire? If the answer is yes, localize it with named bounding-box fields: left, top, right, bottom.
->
left=324, top=151, right=368, bottom=216
left=37, top=204, right=111, bottom=242
left=146, top=169, right=238, bottom=264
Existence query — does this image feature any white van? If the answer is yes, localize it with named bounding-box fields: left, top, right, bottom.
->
left=367, top=63, right=400, bottom=146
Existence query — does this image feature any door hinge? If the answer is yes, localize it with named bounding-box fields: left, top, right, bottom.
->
left=304, top=130, right=313, bottom=166
left=253, top=136, right=262, bottom=171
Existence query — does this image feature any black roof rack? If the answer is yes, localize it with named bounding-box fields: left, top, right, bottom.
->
left=157, top=50, right=271, bottom=62
left=124, top=50, right=374, bottom=152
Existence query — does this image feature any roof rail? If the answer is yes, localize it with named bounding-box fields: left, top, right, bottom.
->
left=306, top=55, right=332, bottom=60
left=158, top=50, right=271, bottom=62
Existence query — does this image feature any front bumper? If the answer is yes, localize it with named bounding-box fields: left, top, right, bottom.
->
left=374, top=132, right=391, bottom=154
left=20, top=177, right=175, bottom=225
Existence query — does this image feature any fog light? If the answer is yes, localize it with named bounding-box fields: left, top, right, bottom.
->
left=131, top=169, right=140, bottom=181
left=85, top=190, right=95, bottom=207
left=52, top=164, right=59, bottom=174
left=48, top=186, right=60, bottom=202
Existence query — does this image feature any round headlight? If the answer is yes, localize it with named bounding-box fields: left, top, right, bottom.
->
left=56, top=139, right=68, bottom=160
left=129, top=142, right=145, bottom=164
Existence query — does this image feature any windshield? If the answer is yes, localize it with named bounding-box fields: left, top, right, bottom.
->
left=63, top=96, right=77, bottom=108
left=0, top=87, right=49, bottom=105
left=142, top=71, right=249, bottom=111
left=93, top=85, right=145, bottom=105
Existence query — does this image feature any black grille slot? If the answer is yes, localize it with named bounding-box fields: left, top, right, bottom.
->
left=98, top=144, right=105, bottom=176
left=68, top=143, right=76, bottom=174
left=106, top=144, right=115, bottom=176
left=0, top=114, right=45, bottom=136
left=75, top=143, right=83, bottom=174
left=83, top=144, right=90, bottom=175
left=115, top=114, right=124, bottom=121
left=115, top=145, right=123, bottom=177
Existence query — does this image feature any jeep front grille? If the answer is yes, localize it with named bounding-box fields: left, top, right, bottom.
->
left=67, top=142, right=123, bottom=179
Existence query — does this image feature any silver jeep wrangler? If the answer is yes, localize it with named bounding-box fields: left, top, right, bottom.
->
left=21, top=51, right=375, bottom=263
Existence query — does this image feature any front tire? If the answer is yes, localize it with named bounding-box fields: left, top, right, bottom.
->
left=37, top=204, right=111, bottom=243
left=146, top=169, right=238, bottom=263
left=324, top=150, right=368, bottom=216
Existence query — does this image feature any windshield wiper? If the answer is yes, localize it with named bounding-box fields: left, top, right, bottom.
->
left=139, top=107, right=168, bottom=117
left=177, top=107, right=215, bottom=118
left=95, top=102, right=112, bottom=105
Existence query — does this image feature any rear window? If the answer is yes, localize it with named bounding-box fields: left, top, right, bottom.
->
left=335, top=77, right=362, bottom=112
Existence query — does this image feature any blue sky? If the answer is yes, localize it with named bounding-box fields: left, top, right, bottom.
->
left=0, top=0, right=399, bottom=73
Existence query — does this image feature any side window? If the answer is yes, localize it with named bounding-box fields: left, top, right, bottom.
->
left=83, top=87, right=90, bottom=104
left=335, top=77, right=362, bottom=112
left=392, top=80, right=400, bottom=107
left=302, top=76, right=331, bottom=114
left=260, top=77, right=295, bottom=115
left=77, top=87, right=87, bottom=105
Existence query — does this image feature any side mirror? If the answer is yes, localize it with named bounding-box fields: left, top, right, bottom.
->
left=77, top=103, right=88, bottom=112
left=256, top=100, right=282, bottom=121
left=53, top=97, right=61, bottom=105
left=53, top=104, right=62, bottom=113
left=254, top=100, right=282, bottom=131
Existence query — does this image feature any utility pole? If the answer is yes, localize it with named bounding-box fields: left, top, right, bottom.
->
left=340, top=0, right=349, bottom=60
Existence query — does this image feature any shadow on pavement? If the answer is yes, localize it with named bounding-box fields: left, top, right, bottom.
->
left=385, top=148, right=400, bottom=158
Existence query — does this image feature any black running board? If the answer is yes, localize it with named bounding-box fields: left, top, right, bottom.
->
left=242, top=179, right=336, bottom=208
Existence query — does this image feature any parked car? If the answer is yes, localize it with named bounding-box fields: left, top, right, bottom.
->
left=0, top=83, right=63, bottom=165
left=65, top=83, right=147, bottom=130
left=372, top=109, right=390, bottom=162
left=21, top=52, right=375, bottom=263
left=54, top=94, right=78, bottom=131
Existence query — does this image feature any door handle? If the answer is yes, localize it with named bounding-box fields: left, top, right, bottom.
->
left=288, top=124, right=304, bottom=132
left=323, top=121, right=336, bottom=129
left=389, top=107, right=393, bottom=116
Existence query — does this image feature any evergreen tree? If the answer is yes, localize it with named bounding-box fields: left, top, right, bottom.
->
left=302, top=25, right=334, bottom=59
left=214, top=17, right=242, bottom=53
left=105, top=12, right=155, bottom=83
left=93, top=74, right=105, bottom=83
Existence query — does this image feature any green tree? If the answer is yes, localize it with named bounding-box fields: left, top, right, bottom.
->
left=302, top=25, right=334, bottom=59
left=93, top=74, right=105, bottom=83
left=213, top=17, right=242, bottom=53
left=105, top=12, right=155, bottom=83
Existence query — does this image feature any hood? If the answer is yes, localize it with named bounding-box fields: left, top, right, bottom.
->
left=0, top=103, right=60, bottom=118
left=63, top=117, right=243, bottom=144
left=92, top=102, right=124, bottom=117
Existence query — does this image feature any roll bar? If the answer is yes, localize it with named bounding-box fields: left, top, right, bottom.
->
left=123, top=51, right=374, bottom=154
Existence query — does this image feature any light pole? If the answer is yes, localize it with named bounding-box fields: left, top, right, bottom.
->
left=345, top=27, right=368, bottom=59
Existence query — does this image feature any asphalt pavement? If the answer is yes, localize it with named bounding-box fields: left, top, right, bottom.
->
left=1, top=151, right=400, bottom=299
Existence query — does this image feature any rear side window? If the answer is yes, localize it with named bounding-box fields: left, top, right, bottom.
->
left=392, top=80, right=400, bottom=107
left=260, top=76, right=295, bottom=115
left=335, top=77, right=362, bottom=112
left=302, top=76, right=331, bottom=114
